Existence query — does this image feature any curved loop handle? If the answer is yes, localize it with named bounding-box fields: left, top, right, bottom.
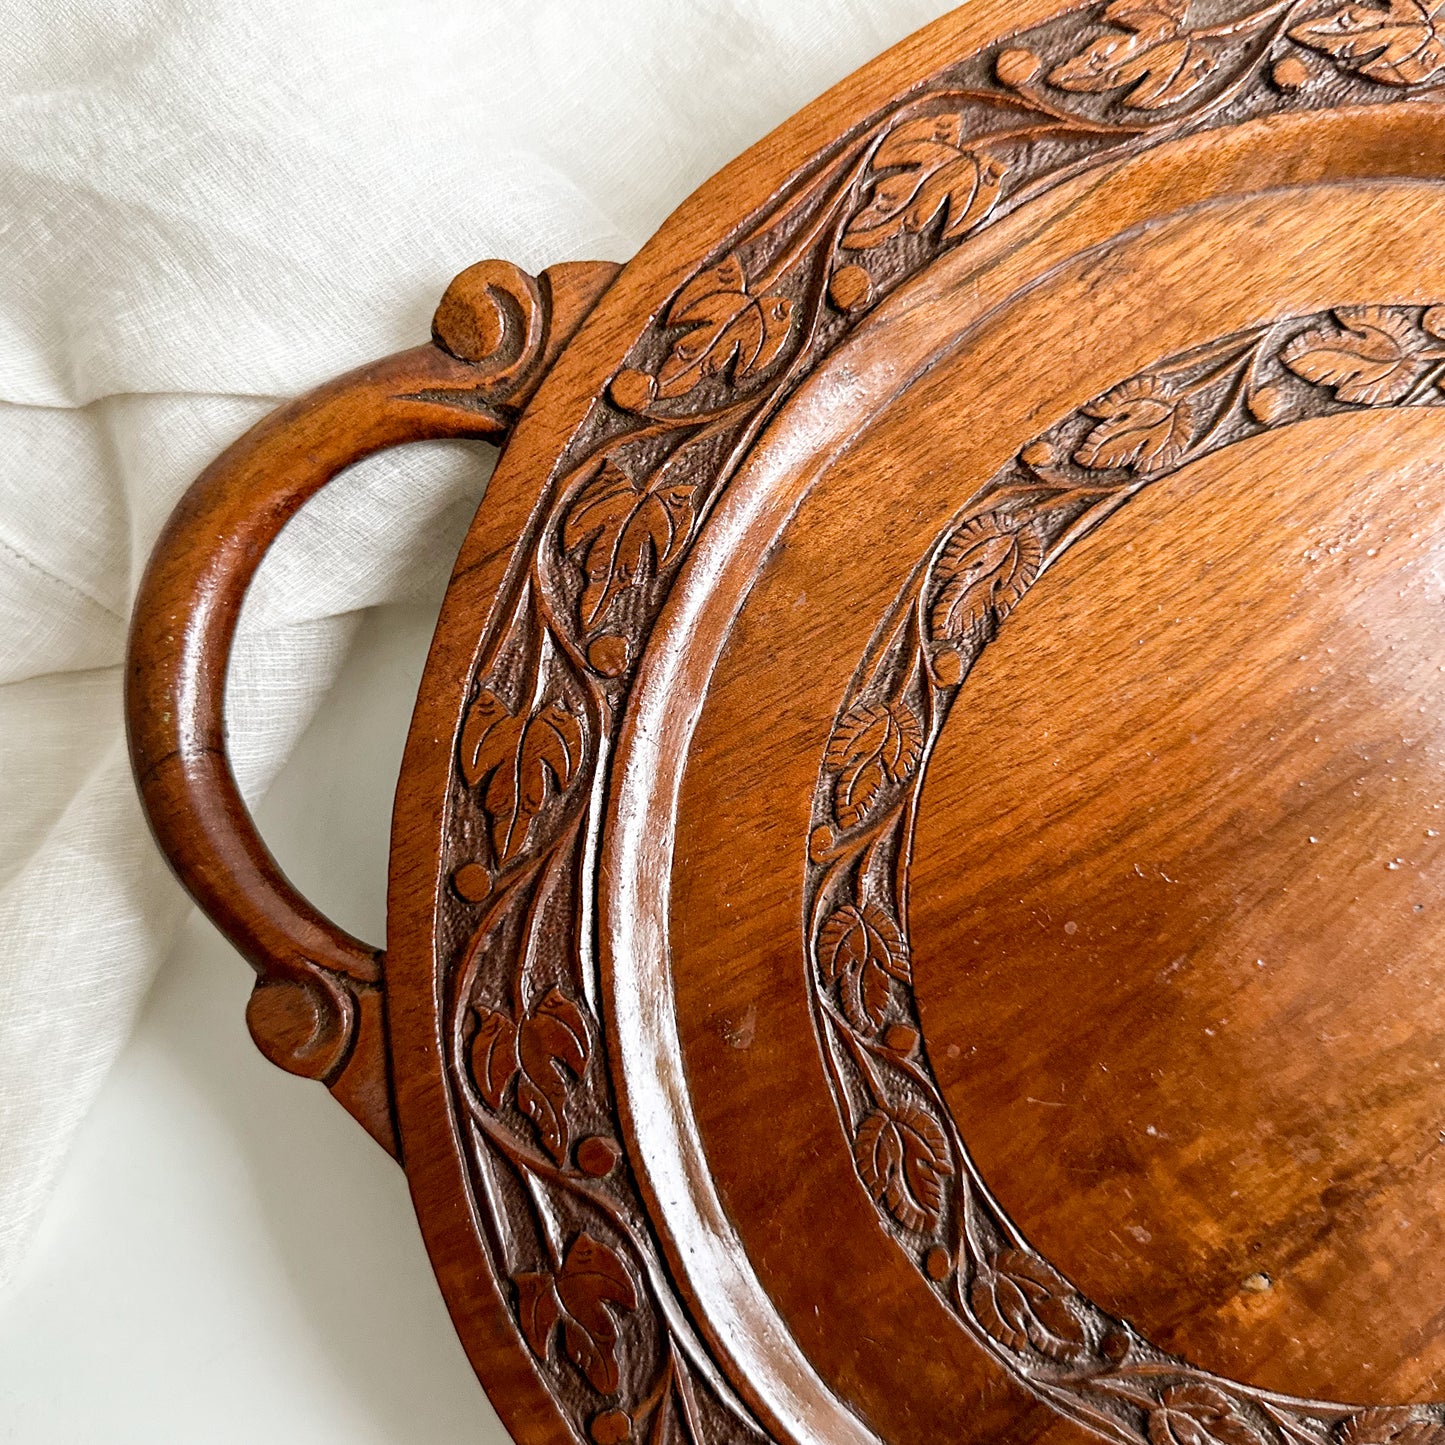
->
left=126, top=259, right=619, bottom=1155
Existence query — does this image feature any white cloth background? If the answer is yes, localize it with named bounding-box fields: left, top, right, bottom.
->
left=0, top=0, right=954, bottom=1295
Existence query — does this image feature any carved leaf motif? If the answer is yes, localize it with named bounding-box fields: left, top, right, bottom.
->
left=1281, top=305, right=1436, bottom=404
left=1048, top=0, right=1218, bottom=109
left=564, top=460, right=698, bottom=632
left=1288, top=1, right=1445, bottom=86
left=654, top=255, right=793, bottom=400
left=461, top=690, right=585, bottom=865
left=842, top=115, right=1006, bottom=249
left=1075, top=376, right=1193, bottom=473
left=460, top=688, right=514, bottom=788
left=968, top=1249, right=1088, bottom=1362
left=470, top=1008, right=519, bottom=1110
left=1339, top=1409, right=1445, bottom=1445
left=1147, top=1385, right=1270, bottom=1445
left=515, top=1269, right=563, bottom=1365
left=853, top=1103, right=952, bottom=1232
left=514, top=1233, right=639, bottom=1395
left=930, top=516, right=1043, bottom=642
left=817, top=903, right=911, bottom=1033
left=518, top=987, right=590, bottom=1162
left=555, top=1234, right=638, bottom=1395
left=825, top=699, right=924, bottom=829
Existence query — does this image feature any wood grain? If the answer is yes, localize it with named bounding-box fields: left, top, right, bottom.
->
left=913, top=409, right=1445, bottom=1403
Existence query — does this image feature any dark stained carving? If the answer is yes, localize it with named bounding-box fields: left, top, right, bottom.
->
left=968, top=1250, right=1088, bottom=1364
left=854, top=1104, right=951, bottom=1233
left=1336, top=1410, right=1445, bottom=1445
left=1075, top=376, right=1195, bottom=471
left=459, top=689, right=586, bottom=867
left=516, top=987, right=592, bottom=1165
left=1146, top=1385, right=1271, bottom=1445
left=929, top=516, right=1044, bottom=642
left=564, top=460, right=699, bottom=639
left=654, top=256, right=795, bottom=401
left=1046, top=0, right=1221, bottom=110
left=1280, top=305, right=1445, bottom=404
left=469, top=1007, right=520, bottom=1111
left=515, top=1233, right=639, bottom=1396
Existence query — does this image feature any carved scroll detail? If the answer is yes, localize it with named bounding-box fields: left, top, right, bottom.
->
left=803, top=306, right=1445, bottom=1445
left=424, top=257, right=623, bottom=427
left=431, top=4, right=1445, bottom=1439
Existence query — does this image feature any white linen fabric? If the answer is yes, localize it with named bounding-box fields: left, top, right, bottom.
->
left=0, top=0, right=953, bottom=1287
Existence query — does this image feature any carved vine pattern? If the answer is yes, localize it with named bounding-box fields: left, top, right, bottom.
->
left=803, top=302, right=1445, bottom=1445
left=433, top=3, right=1445, bottom=1441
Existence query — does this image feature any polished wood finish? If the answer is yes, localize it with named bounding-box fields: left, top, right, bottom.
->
left=127, top=260, right=618, bottom=1155
left=913, top=410, right=1445, bottom=1402
left=126, top=3, right=1445, bottom=1443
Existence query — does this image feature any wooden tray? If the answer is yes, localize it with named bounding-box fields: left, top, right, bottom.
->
left=126, top=3, right=1445, bottom=1442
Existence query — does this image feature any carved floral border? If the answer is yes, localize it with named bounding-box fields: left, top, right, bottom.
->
left=803, top=303, right=1445, bottom=1445
left=430, top=4, right=1445, bottom=1442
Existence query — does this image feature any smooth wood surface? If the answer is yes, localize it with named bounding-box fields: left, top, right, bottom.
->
left=125, top=2, right=1445, bottom=1443
left=912, top=409, right=1445, bottom=1403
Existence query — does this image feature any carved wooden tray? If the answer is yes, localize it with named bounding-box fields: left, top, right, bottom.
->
left=126, top=3, right=1445, bottom=1442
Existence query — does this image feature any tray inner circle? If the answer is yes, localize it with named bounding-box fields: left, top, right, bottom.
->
left=908, top=409, right=1445, bottom=1403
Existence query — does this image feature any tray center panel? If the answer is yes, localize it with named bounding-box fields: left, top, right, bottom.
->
left=910, top=410, right=1445, bottom=1402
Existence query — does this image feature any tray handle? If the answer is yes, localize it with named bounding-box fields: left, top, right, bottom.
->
left=126, top=259, right=618, bottom=1157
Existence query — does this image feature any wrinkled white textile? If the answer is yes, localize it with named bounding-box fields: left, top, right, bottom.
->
left=0, top=0, right=952, bottom=1286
